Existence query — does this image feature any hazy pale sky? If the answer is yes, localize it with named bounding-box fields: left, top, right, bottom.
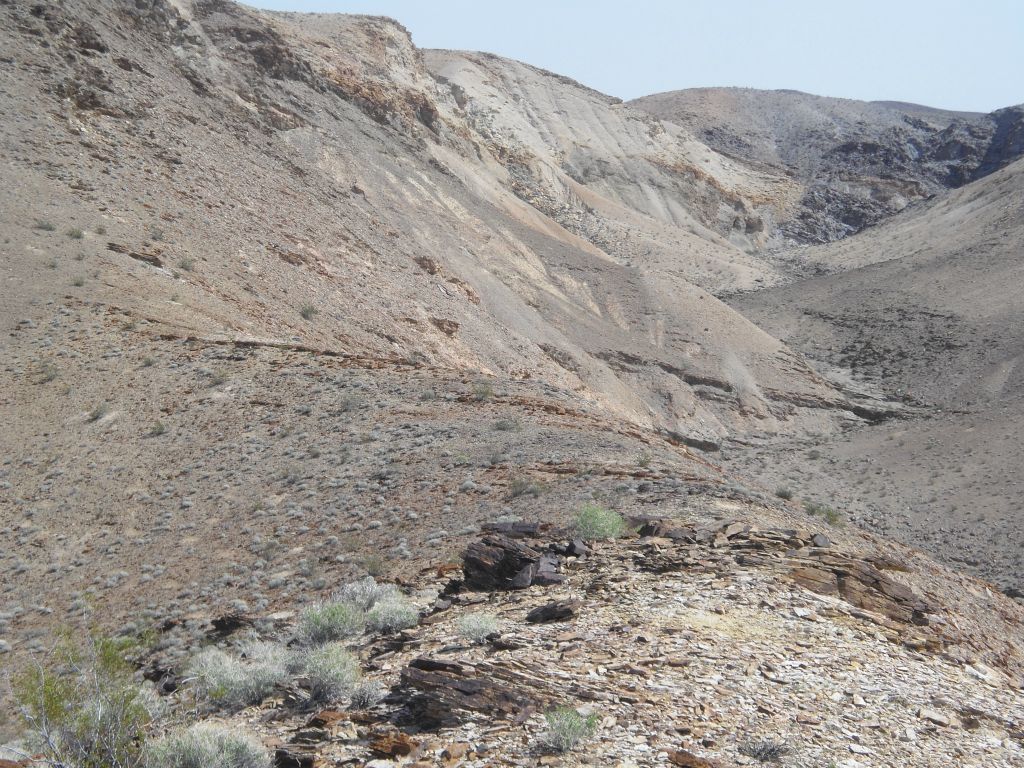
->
left=250, top=1, right=1023, bottom=112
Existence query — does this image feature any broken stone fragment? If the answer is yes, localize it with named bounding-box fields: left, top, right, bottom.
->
left=525, top=599, right=579, bottom=623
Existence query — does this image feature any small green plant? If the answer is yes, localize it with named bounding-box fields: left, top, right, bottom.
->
left=739, top=739, right=790, bottom=763
left=12, top=634, right=159, bottom=768
left=87, top=403, right=110, bottom=423
left=36, top=363, right=59, bottom=384
left=95, top=225, right=107, bottom=235
left=299, top=303, right=318, bottom=321
left=297, top=602, right=366, bottom=645
left=775, top=487, right=793, bottom=500
left=177, top=258, right=195, bottom=272
left=302, top=644, right=360, bottom=704
left=148, top=421, right=166, bottom=437
left=72, top=276, right=86, bottom=287
left=46, top=258, right=58, bottom=269
left=573, top=504, right=625, bottom=540
left=208, top=369, right=228, bottom=387
left=67, top=227, right=84, bottom=240
left=635, top=452, right=651, bottom=468
left=493, top=418, right=520, bottom=431
left=145, top=723, right=271, bottom=768
left=141, top=357, right=156, bottom=367
left=150, top=229, right=164, bottom=242
left=542, top=707, right=598, bottom=752
left=34, top=220, right=56, bottom=231
left=803, top=500, right=844, bottom=526
left=457, top=613, right=499, bottom=644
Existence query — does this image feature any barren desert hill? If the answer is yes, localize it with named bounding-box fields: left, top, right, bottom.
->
left=2, top=1, right=1024, bottom=766
left=727, top=155, right=1024, bottom=593
left=631, top=87, right=1024, bottom=243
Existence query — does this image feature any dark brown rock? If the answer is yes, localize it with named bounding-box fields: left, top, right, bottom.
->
left=526, top=599, right=579, bottom=623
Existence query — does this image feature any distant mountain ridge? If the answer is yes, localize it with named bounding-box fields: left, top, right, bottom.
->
left=630, top=87, right=1024, bottom=242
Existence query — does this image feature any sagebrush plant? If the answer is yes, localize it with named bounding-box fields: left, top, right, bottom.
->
left=542, top=707, right=598, bottom=753
left=365, top=599, right=418, bottom=633
left=334, top=577, right=400, bottom=611
left=573, top=504, right=625, bottom=540
left=10, top=634, right=160, bottom=768
left=457, top=613, right=499, bottom=644
left=145, top=723, right=271, bottom=768
left=297, top=602, right=366, bottom=645
left=187, top=642, right=289, bottom=711
left=302, top=644, right=360, bottom=704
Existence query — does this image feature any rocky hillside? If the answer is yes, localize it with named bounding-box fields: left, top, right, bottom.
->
left=2, top=1, right=1024, bottom=766
left=631, top=88, right=1024, bottom=243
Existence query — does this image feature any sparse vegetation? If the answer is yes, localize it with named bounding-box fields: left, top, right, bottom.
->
left=349, top=680, right=386, bottom=709
left=72, top=276, right=86, bottom=287
left=471, top=380, right=494, bottom=400
left=739, top=738, right=790, bottom=763
left=11, top=635, right=159, bottom=768
left=493, top=418, right=521, bottom=431
left=67, top=227, right=84, bottom=240
left=635, top=452, right=651, bottom=468
left=303, top=644, right=360, bottom=704
left=142, top=357, right=156, bottom=367
left=299, top=303, right=318, bottom=320
left=148, top=421, right=166, bottom=437
left=187, top=642, right=290, bottom=712
left=177, top=257, right=195, bottom=272
left=775, top=487, right=793, bottom=500
left=803, top=500, right=844, bottom=526
left=541, top=707, right=599, bottom=753
left=457, top=613, right=499, bottom=643
left=145, top=724, right=271, bottom=768
left=87, top=403, right=110, bottom=422
left=508, top=475, right=542, bottom=499
left=34, top=220, right=56, bottom=231
left=573, top=503, right=625, bottom=540
left=96, top=224, right=107, bottom=235
left=365, top=599, right=418, bottom=633
left=297, top=602, right=366, bottom=645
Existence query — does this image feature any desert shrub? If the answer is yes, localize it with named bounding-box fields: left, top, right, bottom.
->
left=67, top=227, right=84, bottom=239
left=508, top=476, right=542, bottom=499
left=573, top=504, right=625, bottom=540
left=803, top=500, right=844, bottom=526
left=739, top=739, right=790, bottom=763
left=302, top=644, right=360, bottom=704
left=87, top=403, right=109, bottom=422
left=297, top=601, right=366, bottom=645
left=456, top=613, right=499, bottom=644
left=11, top=635, right=160, bottom=768
left=299, top=303, right=318, bottom=320
left=365, top=599, right=418, bottom=633
left=187, top=642, right=289, bottom=711
left=471, top=381, right=494, bottom=400
left=145, top=723, right=271, bottom=768
left=541, top=707, right=598, bottom=752
left=349, top=680, right=386, bottom=709
left=775, top=487, right=793, bottom=500
left=34, top=220, right=56, bottom=231
left=334, top=577, right=400, bottom=611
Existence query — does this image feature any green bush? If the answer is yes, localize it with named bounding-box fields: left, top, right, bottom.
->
left=775, top=487, right=793, bottom=500
left=145, top=724, right=270, bottom=768
left=573, top=504, right=625, bottom=540
left=303, top=644, right=360, bottom=704
left=11, top=636, right=160, bottom=768
left=542, top=707, right=598, bottom=752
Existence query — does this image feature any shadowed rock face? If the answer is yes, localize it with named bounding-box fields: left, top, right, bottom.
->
left=630, top=88, right=1024, bottom=243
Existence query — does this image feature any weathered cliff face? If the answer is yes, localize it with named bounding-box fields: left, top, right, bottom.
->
left=0, top=0, right=860, bottom=453
left=630, top=87, right=1024, bottom=243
